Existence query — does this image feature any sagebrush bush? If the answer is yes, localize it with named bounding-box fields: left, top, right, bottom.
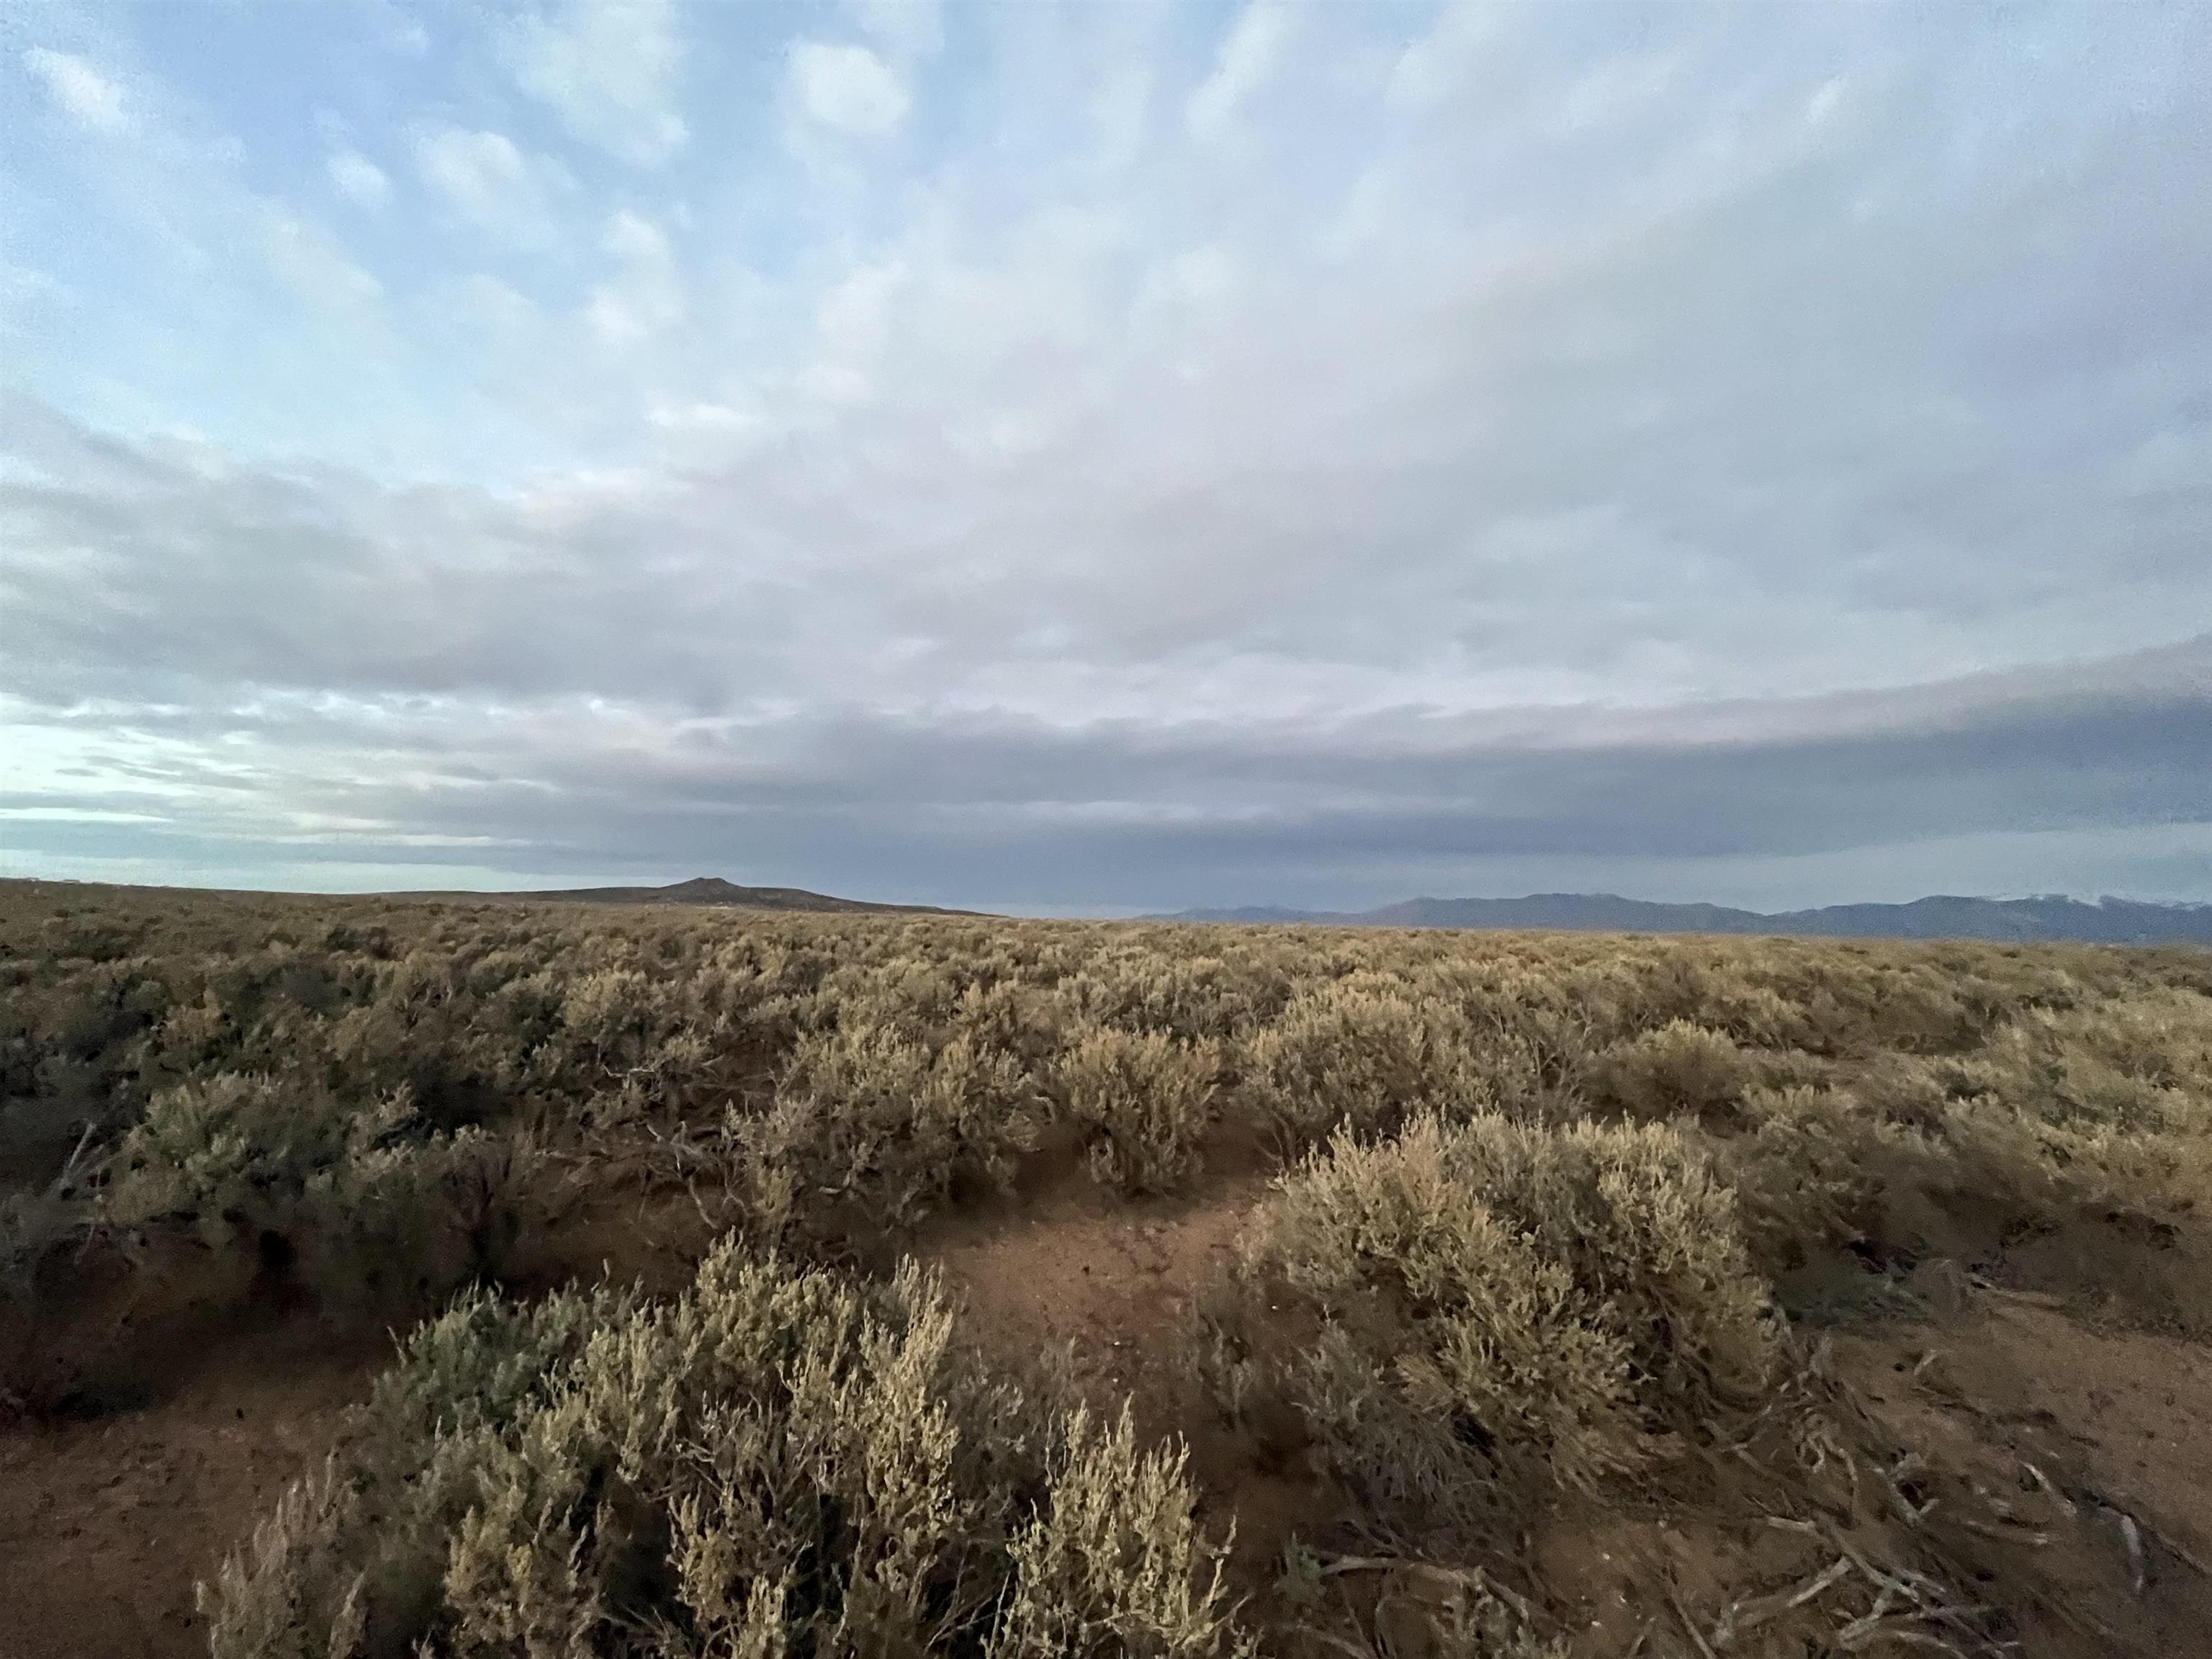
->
left=5, top=878, right=2206, bottom=1345
left=989, top=1403, right=1240, bottom=1658
left=1717, top=994, right=2212, bottom=1311
left=1240, top=975, right=1480, bottom=1143
left=96, top=1075, right=555, bottom=1305
left=1720, top=1083, right=1920, bottom=1269
left=1590, top=1019, right=1745, bottom=1122
left=732, top=1024, right=1042, bottom=1236
left=1228, top=1111, right=1773, bottom=1502
left=203, top=1242, right=1238, bottom=1658
left=10, top=881, right=2212, bottom=1652
left=102, top=1074, right=409, bottom=1246
left=1058, top=1025, right=1221, bottom=1195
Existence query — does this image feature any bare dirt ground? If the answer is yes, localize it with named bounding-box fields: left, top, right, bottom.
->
left=0, top=1316, right=384, bottom=1659
left=6, top=1177, right=2209, bottom=1659
left=1830, top=1292, right=2212, bottom=1655
left=0, top=1192, right=719, bottom=1659
left=926, top=1171, right=2212, bottom=1656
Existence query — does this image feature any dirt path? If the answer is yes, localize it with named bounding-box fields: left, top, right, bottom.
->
left=919, top=1168, right=1355, bottom=1603
left=0, top=1318, right=387, bottom=1659
left=923, top=1174, right=1261, bottom=1416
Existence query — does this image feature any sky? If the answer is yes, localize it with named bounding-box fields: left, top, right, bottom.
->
left=1, top=0, right=2208, bottom=916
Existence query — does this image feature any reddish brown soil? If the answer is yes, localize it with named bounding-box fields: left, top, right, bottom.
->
left=6, top=1172, right=2209, bottom=1659
left=0, top=1316, right=385, bottom=1659
left=924, top=1172, right=1263, bottom=1420
left=1517, top=1292, right=2212, bottom=1659
left=1827, top=1290, right=2212, bottom=1656
left=920, top=1166, right=1351, bottom=1601
left=0, top=1189, right=719, bottom=1659
left=926, top=1171, right=2212, bottom=1658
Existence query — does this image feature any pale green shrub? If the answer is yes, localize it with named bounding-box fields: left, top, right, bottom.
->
left=1591, top=1020, right=1745, bottom=1121
left=101, top=1074, right=558, bottom=1304
left=987, top=1403, right=1238, bottom=1659
left=202, top=1284, right=634, bottom=1658
left=1058, top=1026, right=1221, bottom=1194
left=732, top=1024, right=1042, bottom=1234
left=103, top=1074, right=414, bottom=1246
left=1957, top=987, right=2212, bottom=1133
left=950, top=979, right=1074, bottom=1069
left=1720, top=1084, right=1923, bottom=1268
left=1231, top=1111, right=1774, bottom=1501
left=1241, top=976, right=1478, bottom=1143
left=1064, top=950, right=1288, bottom=1042
left=204, top=1244, right=1239, bottom=1659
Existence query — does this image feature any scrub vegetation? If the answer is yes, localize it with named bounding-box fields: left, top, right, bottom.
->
left=4, top=878, right=2210, bottom=1658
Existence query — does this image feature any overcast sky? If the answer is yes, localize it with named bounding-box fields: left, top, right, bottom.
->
left=3, top=1, right=2208, bottom=914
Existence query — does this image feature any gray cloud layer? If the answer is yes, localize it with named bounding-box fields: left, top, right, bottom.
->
left=4, top=4, right=2210, bottom=907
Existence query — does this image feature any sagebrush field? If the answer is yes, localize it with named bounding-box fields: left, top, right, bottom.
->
left=4, top=879, right=2209, bottom=1658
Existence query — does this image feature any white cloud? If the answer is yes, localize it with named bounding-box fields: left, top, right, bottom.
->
left=327, top=149, right=392, bottom=209
left=1385, top=4, right=1499, bottom=113
left=585, top=210, right=683, bottom=343
left=1560, top=51, right=1684, bottom=133
left=848, top=0, right=941, bottom=63
left=348, top=0, right=428, bottom=55
left=815, top=260, right=904, bottom=359
left=414, top=126, right=573, bottom=246
left=7, top=5, right=2212, bottom=906
left=649, top=400, right=763, bottom=437
left=22, top=47, right=127, bottom=131
left=503, top=0, right=686, bottom=165
left=787, top=40, right=910, bottom=137
left=263, top=212, right=382, bottom=311
left=1186, top=2, right=1292, bottom=146
left=1089, top=64, right=1153, bottom=174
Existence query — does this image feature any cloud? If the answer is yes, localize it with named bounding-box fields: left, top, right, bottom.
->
left=584, top=210, right=683, bottom=343
left=413, top=125, right=574, bottom=246
left=261, top=211, right=382, bottom=310
left=21, top=47, right=127, bottom=131
left=1186, top=2, right=1292, bottom=147
left=364, top=0, right=430, bottom=56
left=2, top=621, right=2204, bottom=909
left=848, top=0, right=941, bottom=63
left=787, top=40, right=910, bottom=137
left=1385, top=4, right=1498, bottom=114
left=6, top=4, right=2212, bottom=907
left=502, top=0, right=686, bottom=165
left=326, top=148, right=392, bottom=209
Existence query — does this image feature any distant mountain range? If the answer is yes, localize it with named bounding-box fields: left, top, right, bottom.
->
left=433, top=876, right=968, bottom=916
left=1148, top=893, right=2212, bottom=945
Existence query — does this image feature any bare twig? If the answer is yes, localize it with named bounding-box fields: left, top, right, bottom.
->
left=1955, top=1517, right=2050, bottom=1547
left=1882, top=1452, right=1938, bottom=1527
left=2143, top=1520, right=2211, bottom=1580
left=1665, top=1584, right=1720, bottom=1659
left=2103, top=1506, right=2146, bottom=1596
left=1712, top=1556, right=1853, bottom=1645
left=2018, top=1460, right=2074, bottom=1519
left=53, top=1119, right=99, bottom=1192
